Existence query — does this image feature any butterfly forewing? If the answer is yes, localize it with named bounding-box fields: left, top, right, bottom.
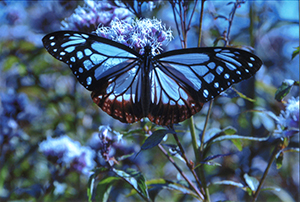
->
left=155, top=47, right=262, bottom=102
left=42, top=31, right=140, bottom=91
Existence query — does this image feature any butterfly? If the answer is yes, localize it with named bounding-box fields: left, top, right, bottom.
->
left=42, top=31, right=262, bottom=126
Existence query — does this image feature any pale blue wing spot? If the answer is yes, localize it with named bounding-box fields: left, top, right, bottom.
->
left=203, top=89, right=209, bottom=98
left=53, top=49, right=57, bottom=52
left=248, top=62, right=253, bottom=67
left=108, top=94, right=115, bottom=100
left=70, top=57, right=75, bottom=62
left=214, top=49, right=222, bottom=52
left=91, top=42, right=136, bottom=58
left=82, top=34, right=89, bottom=38
left=159, top=53, right=209, bottom=64
left=83, top=60, right=93, bottom=70
left=207, top=62, right=216, bottom=69
left=216, top=53, right=242, bottom=67
left=113, top=67, right=138, bottom=96
left=60, top=52, right=66, bottom=56
left=224, top=73, right=230, bottom=79
left=123, top=93, right=131, bottom=101
left=222, top=52, right=236, bottom=57
left=106, top=81, right=115, bottom=94
left=64, top=33, right=70, bottom=37
left=65, top=46, right=75, bottom=53
left=166, top=63, right=202, bottom=91
left=179, top=88, right=188, bottom=100
left=214, top=82, right=219, bottom=88
left=61, top=39, right=86, bottom=47
left=161, top=91, right=169, bottom=104
left=220, top=49, right=230, bottom=53
left=170, top=100, right=176, bottom=105
left=50, top=42, right=55, bottom=46
left=225, top=62, right=237, bottom=70
left=245, top=69, right=249, bottom=73
left=86, top=77, right=92, bottom=85
left=204, top=73, right=215, bottom=84
left=73, top=33, right=81, bottom=37
left=178, top=99, right=185, bottom=106
left=216, top=66, right=224, bottom=75
left=79, top=67, right=83, bottom=73
left=116, top=96, right=122, bottom=102
left=84, top=49, right=92, bottom=56
left=151, top=70, right=162, bottom=104
left=77, top=51, right=84, bottom=60
left=156, top=68, right=180, bottom=101
left=90, top=53, right=106, bottom=64
left=49, top=36, right=54, bottom=40
left=227, top=81, right=230, bottom=86
left=192, top=65, right=208, bottom=76
left=236, top=70, right=241, bottom=75
left=250, top=57, right=255, bottom=61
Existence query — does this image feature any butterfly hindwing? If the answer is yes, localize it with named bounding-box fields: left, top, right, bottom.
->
left=148, top=61, right=203, bottom=125
left=91, top=59, right=145, bottom=123
left=42, top=31, right=140, bottom=91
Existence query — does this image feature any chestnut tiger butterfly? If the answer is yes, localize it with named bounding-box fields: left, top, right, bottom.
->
left=42, top=31, right=262, bottom=125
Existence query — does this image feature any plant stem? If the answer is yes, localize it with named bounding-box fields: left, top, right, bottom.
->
left=198, top=0, right=206, bottom=47
left=172, top=132, right=203, bottom=195
left=158, top=144, right=204, bottom=201
left=251, top=144, right=281, bottom=202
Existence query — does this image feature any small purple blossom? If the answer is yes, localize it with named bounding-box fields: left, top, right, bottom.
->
left=61, top=0, right=133, bottom=32
left=96, top=18, right=173, bottom=55
left=278, top=97, right=299, bottom=129
left=275, top=97, right=299, bottom=137
left=39, top=135, right=96, bottom=177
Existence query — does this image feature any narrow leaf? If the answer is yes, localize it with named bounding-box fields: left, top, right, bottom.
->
left=141, top=129, right=173, bottom=150
left=244, top=173, right=259, bottom=192
left=292, top=46, right=299, bottom=59
left=113, top=168, right=149, bottom=200
left=275, top=150, right=283, bottom=169
left=275, top=79, right=295, bottom=102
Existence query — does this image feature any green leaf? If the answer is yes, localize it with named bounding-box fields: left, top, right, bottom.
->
left=275, top=79, right=295, bottom=102
left=113, top=168, right=149, bottom=200
left=282, top=147, right=300, bottom=153
left=244, top=173, right=259, bottom=193
left=212, top=135, right=268, bottom=143
left=292, top=46, right=299, bottom=59
left=3, top=55, right=20, bottom=71
left=223, top=126, right=237, bottom=135
left=87, top=173, right=95, bottom=202
left=211, top=180, right=244, bottom=188
left=231, top=139, right=243, bottom=151
left=96, top=177, right=118, bottom=202
left=141, top=129, right=173, bottom=150
left=147, top=179, right=199, bottom=200
left=275, top=150, right=283, bottom=169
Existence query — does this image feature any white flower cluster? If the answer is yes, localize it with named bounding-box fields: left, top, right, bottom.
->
left=96, top=18, right=173, bottom=55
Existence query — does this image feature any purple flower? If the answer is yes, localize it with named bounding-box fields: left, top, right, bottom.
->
left=39, top=135, right=96, bottom=177
left=278, top=97, right=299, bottom=129
left=96, top=18, right=173, bottom=55
left=61, top=0, right=133, bottom=32
left=274, top=97, right=299, bottom=137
